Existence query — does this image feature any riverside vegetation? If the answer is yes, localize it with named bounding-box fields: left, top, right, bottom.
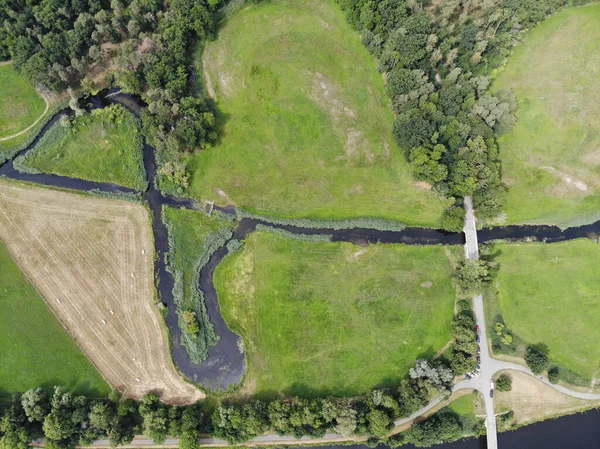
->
left=15, top=105, right=147, bottom=190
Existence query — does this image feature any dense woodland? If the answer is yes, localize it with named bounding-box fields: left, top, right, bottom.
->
left=0, top=0, right=220, bottom=185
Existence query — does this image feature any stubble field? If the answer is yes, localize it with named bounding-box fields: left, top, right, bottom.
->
left=0, top=180, right=202, bottom=404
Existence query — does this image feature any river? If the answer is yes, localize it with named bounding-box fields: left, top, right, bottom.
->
left=0, top=91, right=599, bottom=447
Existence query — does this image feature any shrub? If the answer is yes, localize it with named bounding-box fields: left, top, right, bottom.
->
left=496, top=374, right=512, bottom=392
left=548, top=366, right=560, bottom=384
left=525, top=344, right=549, bottom=375
left=440, top=206, right=465, bottom=232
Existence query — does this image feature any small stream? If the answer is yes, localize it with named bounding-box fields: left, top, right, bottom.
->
left=1, top=91, right=599, bottom=434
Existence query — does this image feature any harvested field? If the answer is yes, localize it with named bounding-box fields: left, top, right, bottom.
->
left=494, top=371, right=600, bottom=425
left=0, top=180, right=202, bottom=404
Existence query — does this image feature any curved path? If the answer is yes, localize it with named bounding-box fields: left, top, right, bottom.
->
left=1, top=90, right=599, bottom=393
left=0, top=60, right=51, bottom=142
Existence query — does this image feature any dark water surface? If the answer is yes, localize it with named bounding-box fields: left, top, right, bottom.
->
left=1, top=91, right=600, bottom=446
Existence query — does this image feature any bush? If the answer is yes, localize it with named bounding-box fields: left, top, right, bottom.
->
left=548, top=366, right=560, bottom=384
left=440, top=206, right=465, bottom=232
left=496, top=374, right=512, bottom=392
left=525, top=344, right=549, bottom=375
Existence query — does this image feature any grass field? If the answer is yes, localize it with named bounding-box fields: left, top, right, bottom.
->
left=20, top=105, right=147, bottom=190
left=163, top=207, right=235, bottom=361
left=493, top=240, right=600, bottom=380
left=0, top=180, right=202, bottom=404
left=0, top=64, right=46, bottom=139
left=215, top=232, right=458, bottom=398
left=493, top=4, right=600, bottom=227
left=180, top=0, right=449, bottom=226
left=0, top=240, right=110, bottom=400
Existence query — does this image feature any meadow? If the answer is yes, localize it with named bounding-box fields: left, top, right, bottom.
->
left=0, top=64, right=46, bottom=139
left=20, top=105, right=147, bottom=190
left=215, top=232, right=458, bottom=398
left=0, top=240, right=110, bottom=400
left=493, top=4, right=600, bottom=227
left=493, top=240, right=600, bottom=380
left=182, top=0, right=449, bottom=227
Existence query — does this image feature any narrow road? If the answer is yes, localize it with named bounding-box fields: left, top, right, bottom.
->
left=463, top=196, right=497, bottom=449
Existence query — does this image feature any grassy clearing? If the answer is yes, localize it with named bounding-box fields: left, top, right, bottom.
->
left=0, top=240, right=110, bottom=400
left=441, top=391, right=483, bottom=436
left=19, top=105, right=147, bottom=190
left=0, top=64, right=46, bottom=139
left=493, top=4, right=600, bottom=227
left=180, top=0, right=449, bottom=226
left=163, top=207, right=236, bottom=362
left=215, top=232, right=458, bottom=398
left=493, top=240, right=600, bottom=380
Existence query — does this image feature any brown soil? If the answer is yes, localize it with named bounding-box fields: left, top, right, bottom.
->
left=0, top=181, right=203, bottom=404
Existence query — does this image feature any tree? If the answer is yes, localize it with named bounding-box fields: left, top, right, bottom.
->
left=525, top=344, right=549, bottom=375
left=409, top=359, right=453, bottom=392
left=0, top=396, right=32, bottom=449
left=139, top=394, right=169, bottom=444
left=321, top=399, right=357, bottom=436
left=440, top=206, right=465, bottom=232
left=212, top=401, right=268, bottom=444
left=21, top=388, right=50, bottom=423
left=42, top=387, right=88, bottom=448
left=178, top=403, right=203, bottom=449
left=405, top=412, right=462, bottom=447
left=496, top=375, right=512, bottom=392
left=454, top=258, right=493, bottom=295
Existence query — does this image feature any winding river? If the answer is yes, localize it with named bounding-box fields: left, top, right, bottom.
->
left=1, top=91, right=599, bottom=445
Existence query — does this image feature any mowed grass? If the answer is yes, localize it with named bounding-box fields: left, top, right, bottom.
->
left=215, top=232, right=458, bottom=397
left=22, top=105, right=147, bottom=190
left=184, top=0, right=449, bottom=226
left=494, top=240, right=600, bottom=379
left=494, top=4, right=600, bottom=227
left=0, top=64, right=46, bottom=138
left=0, top=240, right=110, bottom=400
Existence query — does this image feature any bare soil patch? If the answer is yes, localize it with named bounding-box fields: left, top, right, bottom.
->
left=494, top=371, right=600, bottom=425
left=0, top=181, right=202, bottom=404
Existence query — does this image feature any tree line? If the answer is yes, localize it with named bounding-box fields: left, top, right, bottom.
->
left=0, top=0, right=221, bottom=188
left=0, top=356, right=466, bottom=449
left=334, top=0, right=592, bottom=229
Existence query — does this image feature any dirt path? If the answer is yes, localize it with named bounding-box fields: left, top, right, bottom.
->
left=0, top=95, right=50, bottom=142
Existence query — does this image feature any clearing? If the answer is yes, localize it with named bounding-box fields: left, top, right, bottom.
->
left=0, top=64, right=46, bottom=139
left=492, top=240, right=600, bottom=381
left=215, top=232, right=458, bottom=398
left=494, top=371, right=600, bottom=426
left=180, top=0, right=449, bottom=226
left=19, top=105, right=147, bottom=190
left=0, top=180, right=202, bottom=404
left=0, top=240, right=110, bottom=400
left=494, top=4, right=600, bottom=227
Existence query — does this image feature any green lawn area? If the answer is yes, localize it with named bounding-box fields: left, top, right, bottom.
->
left=493, top=4, right=600, bottom=227
left=163, top=207, right=236, bottom=361
left=0, top=64, right=46, bottom=139
left=494, top=240, right=600, bottom=380
left=178, top=0, right=449, bottom=227
left=20, top=105, right=147, bottom=190
left=215, top=232, right=458, bottom=398
left=0, top=240, right=110, bottom=400
left=448, top=392, right=479, bottom=417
